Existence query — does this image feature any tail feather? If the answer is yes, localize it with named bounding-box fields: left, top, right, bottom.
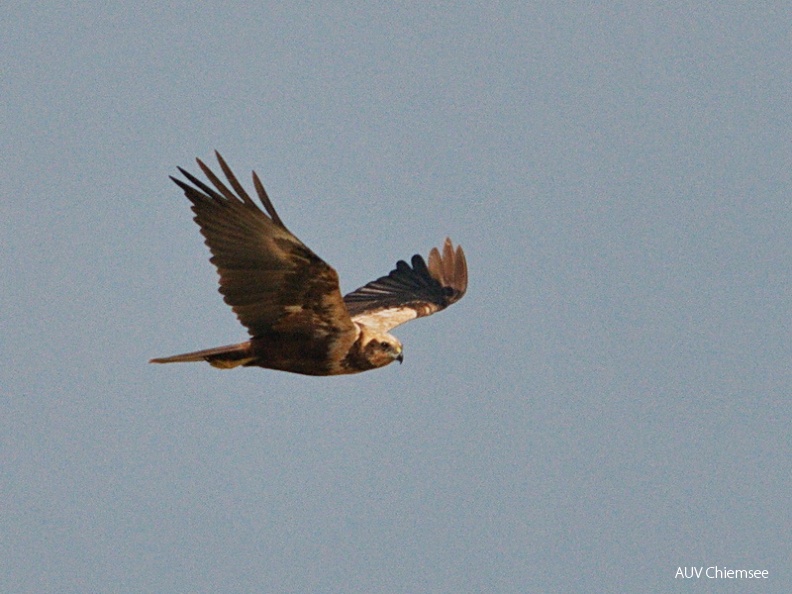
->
left=149, top=342, right=254, bottom=369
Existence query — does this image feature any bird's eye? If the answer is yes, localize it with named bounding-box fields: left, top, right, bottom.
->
left=380, top=341, right=390, bottom=350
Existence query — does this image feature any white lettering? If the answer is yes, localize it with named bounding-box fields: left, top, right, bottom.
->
left=704, top=566, right=769, bottom=579
left=676, top=567, right=702, bottom=579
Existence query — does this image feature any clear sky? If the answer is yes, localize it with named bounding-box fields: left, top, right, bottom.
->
left=3, top=3, right=790, bottom=592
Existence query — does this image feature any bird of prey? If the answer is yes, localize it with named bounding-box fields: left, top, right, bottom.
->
left=150, top=152, right=467, bottom=375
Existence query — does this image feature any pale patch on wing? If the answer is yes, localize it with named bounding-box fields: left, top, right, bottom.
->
left=351, top=306, right=420, bottom=334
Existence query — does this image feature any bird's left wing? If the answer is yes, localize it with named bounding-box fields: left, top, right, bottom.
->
left=343, top=238, right=467, bottom=333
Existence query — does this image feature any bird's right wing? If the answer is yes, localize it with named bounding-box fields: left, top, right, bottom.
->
left=171, top=152, right=357, bottom=341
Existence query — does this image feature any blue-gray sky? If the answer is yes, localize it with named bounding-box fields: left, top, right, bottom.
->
left=3, top=3, right=790, bottom=592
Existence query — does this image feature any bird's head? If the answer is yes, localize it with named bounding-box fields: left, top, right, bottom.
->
left=362, top=333, right=404, bottom=368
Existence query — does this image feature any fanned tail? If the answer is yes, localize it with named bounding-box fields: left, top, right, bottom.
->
left=149, top=342, right=254, bottom=369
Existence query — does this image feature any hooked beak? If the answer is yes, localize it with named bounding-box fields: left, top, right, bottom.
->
left=396, top=350, right=404, bottom=364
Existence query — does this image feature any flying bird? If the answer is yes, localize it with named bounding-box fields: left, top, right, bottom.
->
left=150, top=152, right=467, bottom=375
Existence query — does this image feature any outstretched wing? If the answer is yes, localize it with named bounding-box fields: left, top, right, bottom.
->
left=344, top=238, right=467, bottom=333
left=172, top=152, right=357, bottom=340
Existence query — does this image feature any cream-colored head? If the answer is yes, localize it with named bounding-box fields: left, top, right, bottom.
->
left=360, top=327, right=404, bottom=369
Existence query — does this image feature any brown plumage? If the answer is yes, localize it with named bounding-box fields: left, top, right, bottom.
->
left=150, top=152, right=467, bottom=375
